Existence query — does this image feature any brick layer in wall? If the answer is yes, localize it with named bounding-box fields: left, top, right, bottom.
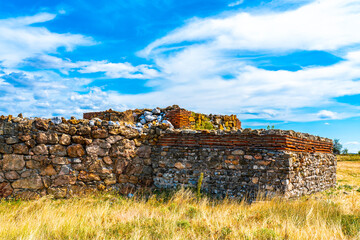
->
left=156, top=133, right=333, bottom=153
left=165, top=109, right=192, bottom=129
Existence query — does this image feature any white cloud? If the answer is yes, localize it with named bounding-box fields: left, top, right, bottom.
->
left=3, top=2, right=360, bottom=124
left=78, top=61, right=160, bottom=79
left=228, top=0, right=244, bottom=7
left=128, top=0, right=360, bottom=121
left=141, top=0, right=360, bottom=57
left=345, top=141, right=360, bottom=145
left=317, top=110, right=338, bottom=120
left=24, top=55, right=159, bottom=79
left=0, top=13, right=94, bottom=67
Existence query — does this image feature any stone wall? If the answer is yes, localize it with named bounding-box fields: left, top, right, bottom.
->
left=151, top=131, right=335, bottom=199
left=0, top=115, right=336, bottom=200
left=0, top=117, right=153, bottom=199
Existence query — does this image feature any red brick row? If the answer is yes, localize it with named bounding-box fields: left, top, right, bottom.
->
left=156, top=133, right=333, bottom=153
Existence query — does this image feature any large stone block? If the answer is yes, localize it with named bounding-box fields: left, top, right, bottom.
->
left=12, top=176, right=44, bottom=189
left=3, top=154, right=25, bottom=171
left=49, top=145, right=67, bottom=156
left=92, top=129, right=108, bottom=139
left=59, top=134, right=71, bottom=145
left=0, top=143, right=13, bottom=154
left=53, top=175, right=77, bottom=186
left=67, top=144, right=85, bottom=157
left=86, top=144, right=109, bottom=157
left=13, top=144, right=29, bottom=154
left=32, top=144, right=49, bottom=155
left=0, top=182, right=13, bottom=198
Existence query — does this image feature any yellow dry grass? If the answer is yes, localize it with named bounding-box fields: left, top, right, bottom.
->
left=0, top=161, right=359, bottom=240
left=337, top=154, right=360, bottom=162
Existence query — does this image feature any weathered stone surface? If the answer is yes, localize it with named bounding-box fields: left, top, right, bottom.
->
left=48, top=187, right=67, bottom=198
left=106, top=135, right=123, bottom=144
left=49, top=145, right=67, bottom=156
left=3, top=154, right=25, bottom=171
left=244, top=155, right=253, bottom=160
left=35, top=119, right=48, bottom=131
left=25, top=139, right=36, bottom=148
left=69, top=127, right=77, bottom=135
left=144, top=158, right=152, bottom=166
left=119, top=128, right=139, bottom=139
left=59, top=165, right=71, bottom=175
left=36, top=132, right=48, bottom=144
left=56, top=124, right=70, bottom=134
left=92, top=129, right=108, bottom=139
left=26, top=160, right=41, bottom=169
left=0, top=143, right=13, bottom=154
left=32, top=144, right=48, bottom=155
left=125, top=164, right=142, bottom=175
left=67, top=144, right=85, bottom=157
left=48, top=133, right=59, bottom=144
left=53, top=175, right=76, bottom=186
left=137, top=145, right=151, bottom=158
left=19, top=134, right=31, bottom=142
left=114, top=158, right=128, bottom=174
left=174, top=162, right=185, bottom=169
left=104, top=174, right=117, bottom=185
left=0, top=182, right=13, bottom=198
left=6, top=137, right=18, bottom=145
left=5, top=171, right=20, bottom=180
left=78, top=126, right=91, bottom=136
left=15, top=191, right=40, bottom=200
left=232, top=149, right=244, bottom=155
left=40, top=165, right=57, bottom=176
left=72, top=136, right=86, bottom=145
left=78, top=171, right=100, bottom=182
left=12, top=176, right=44, bottom=189
left=103, top=156, right=113, bottom=165
left=59, top=134, right=71, bottom=145
left=86, top=144, right=108, bottom=157
left=52, top=157, right=69, bottom=165
left=13, top=143, right=29, bottom=154
left=21, top=170, right=34, bottom=178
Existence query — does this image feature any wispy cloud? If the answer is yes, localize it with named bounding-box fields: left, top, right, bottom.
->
left=228, top=0, right=244, bottom=7
left=0, top=13, right=94, bottom=67
left=141, top=0, right=360, bottom=56
left=131, top=0, right=360, bottom=120
left=2, top=1, right=360, bottom=123
left=78, top=61, right=159, bottom=79
left=26, top=55, right=159, bottom=79
left=317, top=110, right=339, bottom=120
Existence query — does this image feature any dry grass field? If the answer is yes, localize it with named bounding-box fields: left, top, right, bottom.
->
left=0, top=161, right=359, bottom=240
left=337, top=154, right=360, bottom=162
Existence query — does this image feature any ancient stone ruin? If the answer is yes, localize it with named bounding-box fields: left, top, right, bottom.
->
left=0, top=106, right=336, bottom=200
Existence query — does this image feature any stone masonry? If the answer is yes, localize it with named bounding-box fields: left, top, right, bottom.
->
left=0, top=107, right=336, bottom=200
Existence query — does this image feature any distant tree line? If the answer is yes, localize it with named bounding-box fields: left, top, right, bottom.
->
left=332, top=139, right=359, bottom=155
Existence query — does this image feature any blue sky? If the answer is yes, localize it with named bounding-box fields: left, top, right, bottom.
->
left=0, top=0, right=360, bottom=152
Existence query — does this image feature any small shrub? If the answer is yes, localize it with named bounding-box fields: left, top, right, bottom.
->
left=203, top=121, right=214, bottom=130
left=219, top=226, right=232, bottom=239
left=253, top=228, right=279, bottom=240
left=341, top=214, right=360, bottom=237
left=168, top=202, right=178, bottom=212
left=176, top=220, right=190, bottom=229
left=186, top=206, right=198, bottom=219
